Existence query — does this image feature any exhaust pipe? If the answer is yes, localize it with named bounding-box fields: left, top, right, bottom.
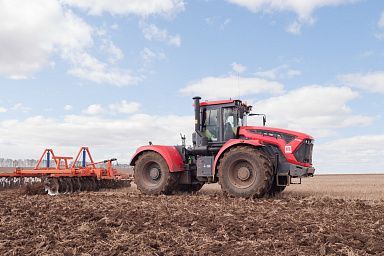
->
left=193, top=96, right=201, bottom=134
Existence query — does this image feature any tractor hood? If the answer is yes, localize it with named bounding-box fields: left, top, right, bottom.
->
left=239, top=126, right=314, bottom=167
left=239, top=126, right=314, bottom=142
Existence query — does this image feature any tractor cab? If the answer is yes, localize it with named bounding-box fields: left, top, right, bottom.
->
left=192, top=97, right=251, bottom=150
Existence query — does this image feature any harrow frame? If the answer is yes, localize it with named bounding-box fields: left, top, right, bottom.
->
left=0, top=147, right=131, bottom=194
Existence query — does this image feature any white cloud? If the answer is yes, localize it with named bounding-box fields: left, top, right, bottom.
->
left=168, top=35, right=182, bottom=47
left=376, top=12, right=384, bottom=39
left=61, top=0, right=185, bottom=16
left=378, top=11, right=384, bottom=28
left=83, top=104, right=104, bottom=115
left=227, top=0, right=357, bottom=21
left=339, top=71, right=384, bottom=93
left=0, top=0, right=93, bottom=79
left=110, top=23, right=119, bottom=30
left=0, top=113, right=193, bottom=162
left=286, top=21, right=302, bottom=35
left=141, top=48, right=166, bottom=64
left=359, top=50, right=374, bottom=58
left=64, top=105, right=73, bottom=111
left=221, top=18, right=232, bottom=30
left=286, top=69, right=302, bottom=77
left=82, top=100, right=140, bottom=115
left=227, top=0, right=358, bottom=33
left=67, top=52, right=140, bottom=86
left=11, top=103, right=31, bottom=113
left=141, top=23, right=181, bottom=47
left=316, top=135, right=384, bottom=173
left=0, top=107, right=7, bottom=113
left=250, top=85, right=372, bottom=137
left=100, top=39, right=124, bottom=64
left=232, top=62, right=247, bottom=74
left=0, top=0, right=143, bottom=86
left=109, top=101, right=140, bottom=114
left=180, top=75, right=284, bottom=99
left=205, top=16, right=232, bottom=30
left=255, top=65, right=302, bottom=80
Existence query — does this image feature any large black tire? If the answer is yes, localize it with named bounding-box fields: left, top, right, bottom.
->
left=134, top=152, right=179, bottom=195
left=218, top=146, right=273, bottom=198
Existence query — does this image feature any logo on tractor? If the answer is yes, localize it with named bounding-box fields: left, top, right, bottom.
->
left=285, top=145, right=292, bottom=153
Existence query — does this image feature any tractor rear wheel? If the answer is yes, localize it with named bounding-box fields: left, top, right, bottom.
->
left=134, top=152, right=178, bottom=195
left=218, top=146, right=273, bottom=198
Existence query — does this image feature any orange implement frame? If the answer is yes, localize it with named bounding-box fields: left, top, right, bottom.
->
left=0, top=147, right=126, bottom=180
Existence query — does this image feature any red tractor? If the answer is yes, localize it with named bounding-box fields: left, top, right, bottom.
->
left=130, top=97, right=315, bottom=198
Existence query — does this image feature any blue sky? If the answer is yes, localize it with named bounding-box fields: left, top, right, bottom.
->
left=0, top=0, right=384, bottom=173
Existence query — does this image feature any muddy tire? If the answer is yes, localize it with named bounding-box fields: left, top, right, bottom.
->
left=218, top=146, right=273, bottom=198
left=134, top=152, right=179, bottom=195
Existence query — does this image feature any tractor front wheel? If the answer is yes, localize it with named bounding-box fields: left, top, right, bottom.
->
left=134, top=152, right=178, bottom=195
left=218, top=146, right=273, bottom=198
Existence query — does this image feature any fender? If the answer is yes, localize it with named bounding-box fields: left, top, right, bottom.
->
left=212, top=139, right=264, bottom=176
left=130, top=145, right=185, bottom=172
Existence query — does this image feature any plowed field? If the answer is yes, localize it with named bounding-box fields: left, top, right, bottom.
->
left=1, top=175, right=384, bottom=256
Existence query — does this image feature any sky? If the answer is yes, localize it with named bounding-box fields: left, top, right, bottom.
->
left=0, top=0, right=383, bottom=174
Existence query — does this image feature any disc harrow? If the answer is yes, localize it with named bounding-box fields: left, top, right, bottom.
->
left=0, top=147, right=132, bottom=195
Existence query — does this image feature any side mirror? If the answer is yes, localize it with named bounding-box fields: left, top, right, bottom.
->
left=249, top=113, right=267, bottom=126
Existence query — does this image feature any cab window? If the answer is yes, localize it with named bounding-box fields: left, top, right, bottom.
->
left=203, top=109, right=219, bottom=141
left=223, top=108, right=239, bottom=140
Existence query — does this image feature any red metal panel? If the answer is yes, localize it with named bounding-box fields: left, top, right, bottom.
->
left=239, top=126, right=313, bottom=167
left=212, top=139, right=264, bottom=176
left=130, top=145, right=185, bottom=172
left=199, top=100, right=237, bottom=106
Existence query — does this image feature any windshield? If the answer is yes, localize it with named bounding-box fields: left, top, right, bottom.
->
left=223, top=107, right=244, bottom=129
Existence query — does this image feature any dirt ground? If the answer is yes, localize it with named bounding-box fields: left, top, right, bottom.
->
left=1, top=175, right=384, bottom=256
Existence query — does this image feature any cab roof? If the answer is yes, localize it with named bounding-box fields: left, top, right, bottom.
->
left=199, top=99, right=240, bottom=106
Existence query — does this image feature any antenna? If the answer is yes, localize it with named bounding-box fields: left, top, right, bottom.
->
left=237, top=70, right=240, bottom=99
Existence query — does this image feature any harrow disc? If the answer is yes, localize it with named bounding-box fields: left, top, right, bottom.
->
left=72, top=177, right=81, bottom=192
left=44, top=178, right=60, bottom=196
left=1, top=175, right=131, bottom=195
left=67, top=178, right=74, bottom=193
left=0, top=177, right=43, bottom=190
left=58, top=178, right=67, bottom=194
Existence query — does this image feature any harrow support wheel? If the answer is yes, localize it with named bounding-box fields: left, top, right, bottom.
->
left=134, top=152, right=179, bottom=195
left=218, top=146, right=273, bottom=198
